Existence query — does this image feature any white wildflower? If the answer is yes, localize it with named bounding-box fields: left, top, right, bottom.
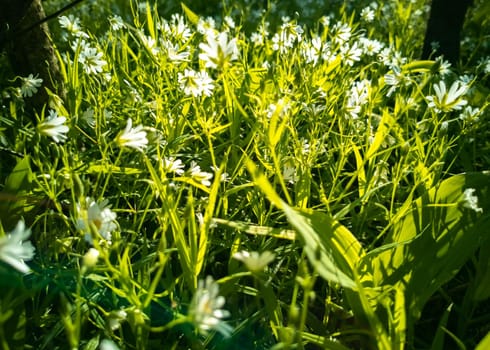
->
left=162, top=157, right=185, bottom=175
left=99, top=339, right=120, bottom=350
left=360, top=7, right=375, bottom=22
left=0, top=220, right=35, bottom=274
left=116, top=118, right=148, bottom=152
left=59, top=15, right=89, bottom=38
left=177, top=69, right=215, bottom=97
left=189, top=162, right=213, bottom=187
left=76, top=197, right=118, bottom=244
left=38, top=109, right=69, bottom=143
left=199, top=31, right=239, bottom=69
left=426, top=80, right=468, bottom=113
left=341, top=41, right=363, bottom=66
left=109, top=15, right=125, bottom=31
left=82, top=247, right=100, bottom=268
left=233, top=250, right=275, bottom=272
left=20, top=74, right=43, bottom=97
left=78, top=43, right=107, bottom=75
left=190, top=276, right=232, bottom=337
left=461, top=188, right=483, bottom=213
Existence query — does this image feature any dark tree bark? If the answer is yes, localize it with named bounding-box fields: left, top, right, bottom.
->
left=0, top=0, right=65, bottom=113
left=422, top=0, right=473, bottom=64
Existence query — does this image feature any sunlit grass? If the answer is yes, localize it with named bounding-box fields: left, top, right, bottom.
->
left=0, top=0, right=489, bottom=349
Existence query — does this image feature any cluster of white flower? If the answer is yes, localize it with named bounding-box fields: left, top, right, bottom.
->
left=271, top=17, right=304, bottom=54
left=177, top=69, right=214, bottom=97
left=345, top=80, right=371, bottom=119
left=59, top=15, right=89, bottom=39
left=233, top=250, right=275, bottom=272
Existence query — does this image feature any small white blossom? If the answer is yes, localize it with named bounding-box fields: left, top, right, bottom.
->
left=426, top=81, right=468, bottom=113
left=162, top=157, right=185, bottom=175
left=459, top=106, right=480, bottom=122
left=461, top=188, right=483, bottom=213
left=162, top=40, right=189, bottom=63
left=360, top=7, right=375, bottom=22
left=38, top=110, right=69, bottom=143
left=177, top=69, right=215, bottom=97
left=108, top=310, right=128, bottom=331
left=190, top=276, right=232, bottom=337
left=332, top=22, right=352, bottom=45
left=59, top=15, right=89, bottom=38
left=360, top=37, right=383, bottom=56
left=76, top=197, right=118, bottom=244
left=233, top=250, right=275, bottom=272
left=199, top=31, right=239, bottom=69
left=116, top=118, right=148, bottom=152
left=78, top=43, right=107, bottom=75
left=345, top=80, right=370, bottom=119
left=340, top=41, right=363, bottom=66
left=140, top=35, right=160, bottom=56
left=197, top=17, right=216, bottom=35
left=20, top=74, right=43, bottom=97
left=99, top=339, right=120, bottom=350
left=0, top=220, right=35, bottom=274
left=224, top=16, right=235, bottom=29
left=109, top=15, right=125, bottom=31
left=189, top=162, right=213, bottom=187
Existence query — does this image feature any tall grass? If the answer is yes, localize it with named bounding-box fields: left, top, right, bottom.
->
left=0, top=0, right=489, bottom=349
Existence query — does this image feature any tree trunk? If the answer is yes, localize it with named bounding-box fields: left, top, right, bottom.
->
left=422, top=0, right=473, bottom=64
left=0, top=0, right=65, bottom=113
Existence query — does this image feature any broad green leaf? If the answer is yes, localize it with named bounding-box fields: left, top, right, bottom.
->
left=473, top=237, right=490, bottom=301
left=146, top=2, right=156, bottom=39
left=370, top=172, right=490, bottom=320
left=365, top=109, right=396, bottom=161
left=2, top=156, right=32, bottom=195
left=181, top=3, right=200, bottom=25
left=0, top=157, right=34, bottom=228
left=282, top=205, right=364, bottom=289
left=476, top=331, right=490, bottom=350
left=247, top=159, right=368, bottom=289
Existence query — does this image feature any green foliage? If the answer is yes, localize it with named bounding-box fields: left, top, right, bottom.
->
left=0, top=0, right=489, bottom=348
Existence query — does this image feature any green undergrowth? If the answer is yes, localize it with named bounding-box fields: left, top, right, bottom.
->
left=0, top=0, right=489, bottom=349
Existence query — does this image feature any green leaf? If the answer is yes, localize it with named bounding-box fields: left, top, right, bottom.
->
left=370, top=172, right=490, bottom=320
left=431, top=304, right=453, bottom=350
left=473, top=237, right=490, bottom=301
left=365, top=109, right=396, bottom=161
left=247, top=159, right=368, bottom=289
left=0, top=156, right=34, bottom=229
left=282, top=205, right=364, bottom=289
left=212, top=218, right=296, bottom=240
left=476, top=331, right=490, bottom=350
left=181, top=3, right=200, bottom=25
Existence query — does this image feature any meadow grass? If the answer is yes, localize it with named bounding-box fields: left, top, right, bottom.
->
left=0, top=0, right=489, bottom=349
